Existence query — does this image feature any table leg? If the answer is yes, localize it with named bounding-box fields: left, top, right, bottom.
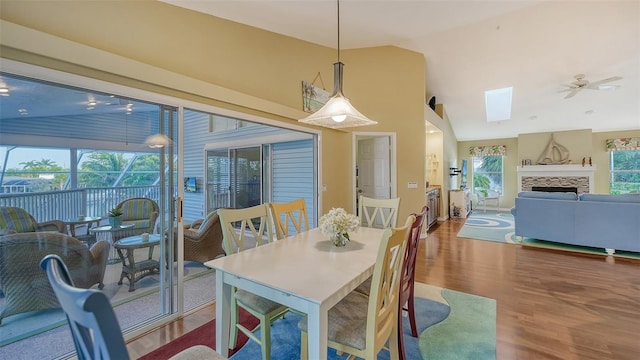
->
left=126, top=249, right=137, bottom=292
left=116, top=248, right=130, bottom=289
left=307, top=303, right=328, bottom=359
left=216, top=271, right=231, bottom=358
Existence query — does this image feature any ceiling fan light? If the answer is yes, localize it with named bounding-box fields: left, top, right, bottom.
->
left=598, top=84, right=619, bottom=91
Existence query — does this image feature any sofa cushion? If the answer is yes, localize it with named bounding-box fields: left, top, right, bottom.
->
left=518, top=191, right=578, bottom=200
left=579, top=193, right=640, bottom=203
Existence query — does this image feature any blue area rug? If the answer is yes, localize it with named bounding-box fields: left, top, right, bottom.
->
left=230, top=283, right=496, bottom=360
left=456, top=212, right=517, bottom=244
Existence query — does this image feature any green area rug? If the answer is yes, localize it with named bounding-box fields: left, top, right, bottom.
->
left=420, top=289, right=496, bottom=359
left=457, top=211, right=640, bottom=259
left=228, top=282, right=496, bottom=360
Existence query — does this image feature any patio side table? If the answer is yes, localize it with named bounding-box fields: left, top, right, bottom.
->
left=90, top=223, right=135, bottom=263
left=63, top=216, right=102, bottom=247
left=113, top=234, right=161, bottom=292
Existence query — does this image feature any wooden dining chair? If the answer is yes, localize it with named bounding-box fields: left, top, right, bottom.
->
left=359, top=195, right=400, bottom=229
left=354, top=206, right=427, bottom=353
left=217, top=204, right=289, bottom=360
left=269, top=198, right=310, bottom=240
left=398, top=206, right=428, bottom=360
left=298, top=215, right=415, bottom=360
left=39, top=254, right=225, bottom=360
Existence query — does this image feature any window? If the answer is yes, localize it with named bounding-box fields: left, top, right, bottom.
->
left=610, top=150, right=640, bottom=194
left=472, top=155, right=503, bottom=194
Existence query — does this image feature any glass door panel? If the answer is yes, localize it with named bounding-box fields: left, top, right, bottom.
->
left=206, top=149, right=230, bottom=214
left=230, top=147, right=262, bottom=208
left=0, top=73, right=180, bottom=358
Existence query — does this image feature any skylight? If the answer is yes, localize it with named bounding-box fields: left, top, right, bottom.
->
left=485, top=87, right=512, bottom=122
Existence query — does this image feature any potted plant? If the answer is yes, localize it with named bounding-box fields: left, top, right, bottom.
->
left=108, top=207, right=123, bottom=227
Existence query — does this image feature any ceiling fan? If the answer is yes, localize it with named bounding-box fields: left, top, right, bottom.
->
left=559, top=73, right=623, bottom=99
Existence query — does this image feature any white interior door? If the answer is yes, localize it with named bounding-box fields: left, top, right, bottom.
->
left=358, top=137, right=391, bottom=199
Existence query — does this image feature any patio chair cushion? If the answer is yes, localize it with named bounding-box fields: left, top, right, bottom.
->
left=0, top=206, right=36, bottom=232
left=0, top=206, right=65, bottom=233
left=116, top=197, right=159, bottom=233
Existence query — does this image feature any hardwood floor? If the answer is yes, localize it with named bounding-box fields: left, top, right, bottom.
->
left=127, top=218, right=640, bottom=359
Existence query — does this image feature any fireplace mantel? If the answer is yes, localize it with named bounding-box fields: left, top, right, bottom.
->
left=517, top=164, right=596, bottom=193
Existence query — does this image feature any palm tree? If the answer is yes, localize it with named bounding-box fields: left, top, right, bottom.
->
left=79, top=152, right=128, bottom=187
left=19, top=158, right=67, bottom=190
left=475, top=156, right=503, bottom=189
left=122, top=155, right=160, bottom=186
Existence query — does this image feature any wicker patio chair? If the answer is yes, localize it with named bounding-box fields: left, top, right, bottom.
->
left=0, top=232, right=110, bottom=324
left=0, top=206, right=65, bottom=234
left=174, top=212, right=226, bottom=263
left=114, top=197, right=159, bottom=236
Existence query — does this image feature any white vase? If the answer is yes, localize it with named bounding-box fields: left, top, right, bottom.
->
left=331, top=233, right=349, bottom=247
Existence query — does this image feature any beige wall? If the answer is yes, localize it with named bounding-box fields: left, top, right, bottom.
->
left=517, top=129, right=593, bottom=165
left=0, top=0, right=426, bottom=223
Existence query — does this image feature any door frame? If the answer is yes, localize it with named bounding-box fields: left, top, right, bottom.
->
left=351, top=132, right=397, bottom=214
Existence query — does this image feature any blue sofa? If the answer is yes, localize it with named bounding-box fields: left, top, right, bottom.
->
left=511, top=191, right=640, bottom=254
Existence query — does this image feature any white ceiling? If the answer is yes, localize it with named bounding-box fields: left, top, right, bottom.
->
left=163, top=0, right=640, bottom=141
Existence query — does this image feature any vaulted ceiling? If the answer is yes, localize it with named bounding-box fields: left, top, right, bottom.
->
left=163, top=0, right=640, bottom=141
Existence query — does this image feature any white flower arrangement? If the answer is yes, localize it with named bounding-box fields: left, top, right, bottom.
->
left=319, top=208, right=360, bottom=241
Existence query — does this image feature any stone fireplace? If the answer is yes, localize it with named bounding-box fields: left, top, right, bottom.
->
left=517, top=165, right=596, bottom=194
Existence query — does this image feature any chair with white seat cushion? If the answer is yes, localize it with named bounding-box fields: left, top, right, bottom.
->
left=298, top=215, right=415, bottom=360
left=218, top=204, right=289, bottom=360
left=358, top=195, right=400, bottom=229
left=40, top=254, right=225, bottom=360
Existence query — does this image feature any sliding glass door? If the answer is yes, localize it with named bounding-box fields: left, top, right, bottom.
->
left=0, top=70, right=179, bottom=359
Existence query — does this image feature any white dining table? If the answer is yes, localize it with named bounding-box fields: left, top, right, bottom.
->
left=205, top=226, right=386, bottom=359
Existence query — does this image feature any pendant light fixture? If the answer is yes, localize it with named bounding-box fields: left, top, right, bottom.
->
left=144, top=133, right=173, bottom=148
left=299, top=0, right=377, bottom=129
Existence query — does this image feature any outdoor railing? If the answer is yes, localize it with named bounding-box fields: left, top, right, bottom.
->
left=207, top=184, right=230, bottom=212
left=0, top=186, right=160, bottom=222
left=205, top=182, right=261, bottom=212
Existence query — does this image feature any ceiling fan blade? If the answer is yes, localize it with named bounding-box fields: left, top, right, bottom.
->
left=557, top=88, right=573, bottom=93
left=586, top=76, right=623, bottom=89
left=564, top=89, right=580, bottom=99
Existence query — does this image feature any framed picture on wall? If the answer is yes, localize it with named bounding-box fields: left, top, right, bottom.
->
left=302, top=80, right=330, bottom=113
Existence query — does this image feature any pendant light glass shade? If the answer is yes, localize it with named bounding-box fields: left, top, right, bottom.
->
left=144, top=133, right=173, bottom=148
left=299, top=2, right=377, bottom=129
